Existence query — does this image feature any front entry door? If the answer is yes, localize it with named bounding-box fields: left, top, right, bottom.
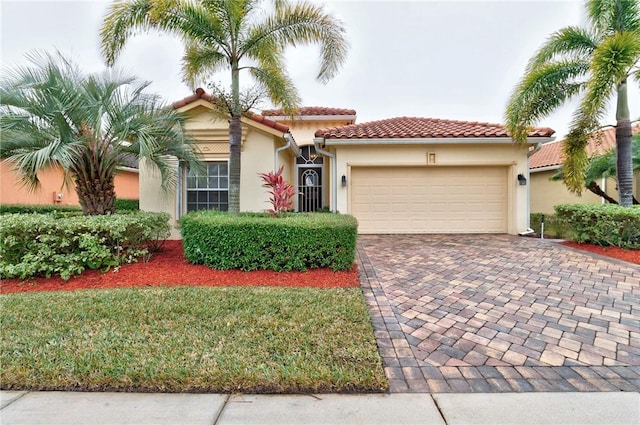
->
left=298, top=167, right=323, bottom=212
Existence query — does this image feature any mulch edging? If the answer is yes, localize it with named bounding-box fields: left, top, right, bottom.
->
left=0, top=240, right=359, bottom=294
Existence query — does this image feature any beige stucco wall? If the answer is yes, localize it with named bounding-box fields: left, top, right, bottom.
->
left=274, top=119, right=354, bottom=146
left=329, top=142, right=532, bottom=235
left=530, top=169, right=636, bottom=215
left=139, top=159, right=180, bottom=237
left=241, top=129, right=286, bottom=212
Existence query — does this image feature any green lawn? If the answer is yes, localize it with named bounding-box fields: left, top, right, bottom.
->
left=1, top=286, right=387, bottom=393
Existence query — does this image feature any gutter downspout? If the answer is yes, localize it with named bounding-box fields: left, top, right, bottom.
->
left=314, top=137, right=337, bottom=213
left=274, top=132, right=299, bottom=169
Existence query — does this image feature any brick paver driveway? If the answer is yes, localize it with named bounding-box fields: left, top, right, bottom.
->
left=358, top=234, right=640, bottom=393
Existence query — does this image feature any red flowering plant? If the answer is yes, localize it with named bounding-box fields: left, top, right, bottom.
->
left=258, top=166, right=296, bottom=216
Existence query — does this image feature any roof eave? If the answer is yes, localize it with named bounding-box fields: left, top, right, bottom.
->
left=265, top=115, right=357, bottom=122
left=530, top=164, right=562, bottom=173
left=116, top=166, right=139, bottom=173
left=322, top=136, right=553, bottom=146
left=174, top=98, right=215, bottom=113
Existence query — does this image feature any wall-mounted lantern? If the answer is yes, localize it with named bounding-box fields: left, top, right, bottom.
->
left=341, top=175, right=347, bottom=187
left=517, top=174, right=527, bottom=186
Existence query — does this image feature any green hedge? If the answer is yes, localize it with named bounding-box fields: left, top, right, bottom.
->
left=0, top=199, right=139, bottom=215
left=0, top=204, right=81, bottom=215
left=554, top=204, right=640, bottom=249
left=529, top=213, right=573, bottom=239
left=0, top=212, right=170, bottom=280
left=180, top=212, right=357, bottom=271
left=115, top=198, right=139, bottom=211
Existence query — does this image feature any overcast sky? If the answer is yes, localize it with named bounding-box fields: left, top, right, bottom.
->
left=2, top=0, right=639, bottom=140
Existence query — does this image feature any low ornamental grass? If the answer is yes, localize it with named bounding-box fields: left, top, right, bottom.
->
left=1, top=286, right=387, bottom=393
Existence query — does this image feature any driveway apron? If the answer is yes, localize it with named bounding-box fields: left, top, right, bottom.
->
left=357, top=234, right=640, bottom=393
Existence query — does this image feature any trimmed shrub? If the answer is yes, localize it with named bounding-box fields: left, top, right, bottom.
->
left=0, top=200, right=139, bottom=214
left=180, top=211, right=357, bottom=271
left=0, top=212, right=170, bottom=280
left=529, top=213, right=573, bottom=239
left=0, top=204, right=81, bottom=215
left=554, top=204, right=640, bottom=249
left=115, top=198, right=140, bottom=211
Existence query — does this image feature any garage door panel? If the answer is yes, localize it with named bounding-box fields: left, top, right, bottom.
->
left=351, top=166, right=507, bottom=234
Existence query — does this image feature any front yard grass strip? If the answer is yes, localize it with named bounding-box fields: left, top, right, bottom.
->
left=1, top=286, right=387, bottom=393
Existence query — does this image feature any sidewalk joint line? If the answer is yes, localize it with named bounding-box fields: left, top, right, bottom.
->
left=431, top=394, right=449, bottom=425
left=211, top=394, right=230, bottom=425
left=0, top=391, right=30, bottom=410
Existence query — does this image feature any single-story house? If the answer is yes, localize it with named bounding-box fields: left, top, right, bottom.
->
left=529, top=125, right=640, bottom=215
left=142, top=88, right=555, bottom=237
left=0, top=160, right=139, bottom=207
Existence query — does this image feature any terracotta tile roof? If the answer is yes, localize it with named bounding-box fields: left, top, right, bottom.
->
left=530, top=125, right=640, bottom=170
left=261, top=106, right=356, bottom=117
left=314, top=117, right=554, bottom=139
left=172, top=88, right=290, bottom=133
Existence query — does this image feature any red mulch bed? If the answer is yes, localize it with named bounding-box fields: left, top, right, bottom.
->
left=561, top=241, right=640, bottom=265
left=0, top=240, right=360, bottom=294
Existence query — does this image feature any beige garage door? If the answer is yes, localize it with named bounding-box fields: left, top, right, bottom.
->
left=351, top=166, right=507, bottom=233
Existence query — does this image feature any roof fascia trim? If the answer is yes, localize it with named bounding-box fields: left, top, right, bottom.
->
left=530, top=165, right=562, bottom=173
left=265, top=115, right=357, bottom=122
left=323, top=137, right=553, bottom=146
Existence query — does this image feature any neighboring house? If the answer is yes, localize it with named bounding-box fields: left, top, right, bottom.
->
left=529, top=125, right=640, bottom=215
left=0, top=161, right=139, bottom=206
left=142, top=88, right=555, bottom=237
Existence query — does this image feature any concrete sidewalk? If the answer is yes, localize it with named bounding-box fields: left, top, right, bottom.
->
left=2, top=391, right=639, bottom=425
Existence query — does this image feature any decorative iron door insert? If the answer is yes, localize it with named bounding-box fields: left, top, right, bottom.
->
left=298, top=167, right=323, bottom=212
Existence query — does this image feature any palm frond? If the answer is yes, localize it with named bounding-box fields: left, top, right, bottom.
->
left=561, top=124, right=593, bottom=194
left=587, top=0, right=640, bottom=35
left=505, top=60, right=589, bottom=142
left=249, top=64, right=301, bottom=114
left=526, top=26, right=599, bottom=72
left=100, top=0, right=156, bottom=66
left=182, top=42, right=229, bottom=87
left=579, top=31, right=640, bottom=124
left=243, top=0, right=348, bottom=83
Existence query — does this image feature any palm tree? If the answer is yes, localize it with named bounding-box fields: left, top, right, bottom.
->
left=100, top=0, right=348, bottom=214
left=0, top=51, right=202, bottom=215
left=506, top=0, right=640, bottom=207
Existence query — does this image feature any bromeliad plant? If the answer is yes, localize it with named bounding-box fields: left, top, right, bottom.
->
left=259, top=166, right=295, bottom=216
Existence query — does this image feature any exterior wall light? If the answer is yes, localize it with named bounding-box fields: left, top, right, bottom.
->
left=341, top=175, right=347, bottom=187
left=517, top=174, right=527, bottom=185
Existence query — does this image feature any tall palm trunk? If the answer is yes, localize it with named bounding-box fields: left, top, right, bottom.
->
left=615, top=80, right=633, bottom=207
left=228, top=62, right=242, bottom=214
left=228, top=114, right=241, bottom=214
